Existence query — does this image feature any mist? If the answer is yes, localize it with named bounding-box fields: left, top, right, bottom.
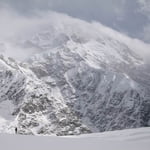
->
left=0, top=7, right=150, bottom=63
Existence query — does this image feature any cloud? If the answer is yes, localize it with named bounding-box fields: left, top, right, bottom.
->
left=0, top=8, right=54, bottom=60
left=141, top=24, right=150, bottom=42
left=138, top=0, right=150, bottom=16
left=136, top=0, right=150, bottom=42
left=1, top=0, right=149, bottom=43
left=0, top=0, right=125, bottom=20
left=0, top=7, right=150, bottom=63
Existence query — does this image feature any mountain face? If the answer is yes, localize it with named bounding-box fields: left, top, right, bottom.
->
left=0, top=13, right=150, bottom=135
left=0, top=55, right=90, bottom=135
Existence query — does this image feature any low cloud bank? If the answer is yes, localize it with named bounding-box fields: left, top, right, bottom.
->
left=0, top=8, right=150, bottom=63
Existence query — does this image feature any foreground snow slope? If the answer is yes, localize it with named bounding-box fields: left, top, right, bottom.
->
left=0, top=128, right=150, bottom=150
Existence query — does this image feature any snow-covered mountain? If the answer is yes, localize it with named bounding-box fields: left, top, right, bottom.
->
left=0, top=55, right=90, bottom=135
left=0, top=12, right=150, bottom=135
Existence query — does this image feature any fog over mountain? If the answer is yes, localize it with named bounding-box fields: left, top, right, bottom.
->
left=0, top=0, right=150, bottom=42
left=0, top=0, right=150, bottom=61
left=0, top=8, right=150, bottom=63
left=0, top=0, right=150, bottom=138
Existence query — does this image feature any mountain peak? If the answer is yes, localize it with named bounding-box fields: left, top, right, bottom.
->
left=0, top=12, right=150, bottom=135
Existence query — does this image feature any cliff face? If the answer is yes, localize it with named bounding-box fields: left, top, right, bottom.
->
left=27, top=39, right=149, bottom=133
left=0, top=13, right=150, bottom=135
left=0, top=55, right=91, bottom=135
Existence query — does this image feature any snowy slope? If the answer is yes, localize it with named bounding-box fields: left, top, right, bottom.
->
left=0, top=55, right=90, bottom=135
left=25, top=18, right=150, bottom=133
left=0, top=12, right=150, bottom=135
left=26, top=42, right=150, bottom=133
left=0, top=128, right=150, bottom=150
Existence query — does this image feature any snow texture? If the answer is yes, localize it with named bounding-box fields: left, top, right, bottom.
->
left=0, top=127, right=150, bottom=150
left=0, top=12, right=150, bottom=135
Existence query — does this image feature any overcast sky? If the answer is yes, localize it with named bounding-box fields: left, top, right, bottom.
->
left=0, top=0, right=150, bottom=43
